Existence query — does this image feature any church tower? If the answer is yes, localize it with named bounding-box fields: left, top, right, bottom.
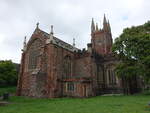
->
left=91, top=15, right=113, bottom=55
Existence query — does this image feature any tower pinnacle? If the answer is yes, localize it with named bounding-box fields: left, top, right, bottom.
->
left=103, top=14, right=107, bottom=24
left=73, top=38, right=75, bottom=47
left=22, top=36, right=27, bottom=52
left=91, top=18, right=95, bottom=33
left=107, top=20, right=111, bottom=33
left=91, top=15, right=113, bottom=55
left=96, top=23, right=99, bottom=31
left=50, top=25, right=54, bottom=35
left=103, top=14, right=108, bottom=31
left=36, top=22, right=39, bottom=29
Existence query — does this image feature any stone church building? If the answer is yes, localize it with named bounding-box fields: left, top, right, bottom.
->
left=17, top=15, right=126, bottom=98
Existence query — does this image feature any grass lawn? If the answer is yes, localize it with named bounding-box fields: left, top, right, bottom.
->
left=0, top=94, right=150, bottom=113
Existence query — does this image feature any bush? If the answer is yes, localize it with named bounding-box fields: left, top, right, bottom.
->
left=0, top=86, right=16, bottom=96
left=142, top=90, right=150, bottom=95
left=0, top=60, right=18, bottom=86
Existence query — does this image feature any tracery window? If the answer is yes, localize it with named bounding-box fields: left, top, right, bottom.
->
left=107, top=69, right=116, bottom=85
left=97, top=66, right=104, bottom=83
left=63, top=56, right=72, bottom=79
left=28, top=39, right=42, bottom=69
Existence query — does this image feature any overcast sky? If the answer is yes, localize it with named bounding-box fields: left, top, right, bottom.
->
left=0, top=0, right=149, bottom=63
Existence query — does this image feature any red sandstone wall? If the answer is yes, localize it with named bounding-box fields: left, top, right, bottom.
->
left=74, top=57, right=92, bottom=77
left=17, top=27, right=123, bottom=98
left=46, top=43, right=76, bottom=97
left=91, top=31, right=112, bottom=55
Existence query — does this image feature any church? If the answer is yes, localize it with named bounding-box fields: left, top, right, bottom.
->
left=17, top=15, right=127, bottom=98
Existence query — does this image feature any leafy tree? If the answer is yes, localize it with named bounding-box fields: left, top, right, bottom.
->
left=113, top=21, right=150, bottom=93
left=0, top=60, right=18, bottom=86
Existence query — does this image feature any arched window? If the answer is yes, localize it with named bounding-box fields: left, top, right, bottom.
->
left=28, top=39, right=42, bottom=69
left=107, top=69, right=116, bottom=85
left=63, top=56, right=72, bottom=79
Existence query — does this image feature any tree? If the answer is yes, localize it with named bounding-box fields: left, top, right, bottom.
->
left=0, top=60, right=18, bottom=86
left=112, top=21, right=150, bottom=93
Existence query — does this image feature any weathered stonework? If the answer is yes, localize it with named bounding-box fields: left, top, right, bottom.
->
left=17, top=16, right=139, bottom=98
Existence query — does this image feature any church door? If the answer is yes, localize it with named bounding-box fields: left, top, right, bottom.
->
left=83, top=85, right=88, bottom=97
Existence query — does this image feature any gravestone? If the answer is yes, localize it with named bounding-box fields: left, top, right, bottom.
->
left=3, top=93, right=9, bottom=100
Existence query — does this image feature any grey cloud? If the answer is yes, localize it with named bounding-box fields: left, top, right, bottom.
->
left=0, top=0, right=149, bottom=63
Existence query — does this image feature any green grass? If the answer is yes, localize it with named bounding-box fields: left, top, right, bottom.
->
left=0, top=86, right=16, bottom=96
left=0, top=95, right=150, bottom=113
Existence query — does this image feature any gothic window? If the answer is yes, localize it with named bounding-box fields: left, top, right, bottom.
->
left=63, top=56, right=72, bottom=79
left=107, top=69, right=116, bottom=85
left=97, top=66, right=104, bottom=83
left=67, top=82, right=74, bottom=91
left=108, top=70, right=112, bottom=84
left=112, top=70, right=116, bottom=84
left=28, top=39, right=42, bottom=69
